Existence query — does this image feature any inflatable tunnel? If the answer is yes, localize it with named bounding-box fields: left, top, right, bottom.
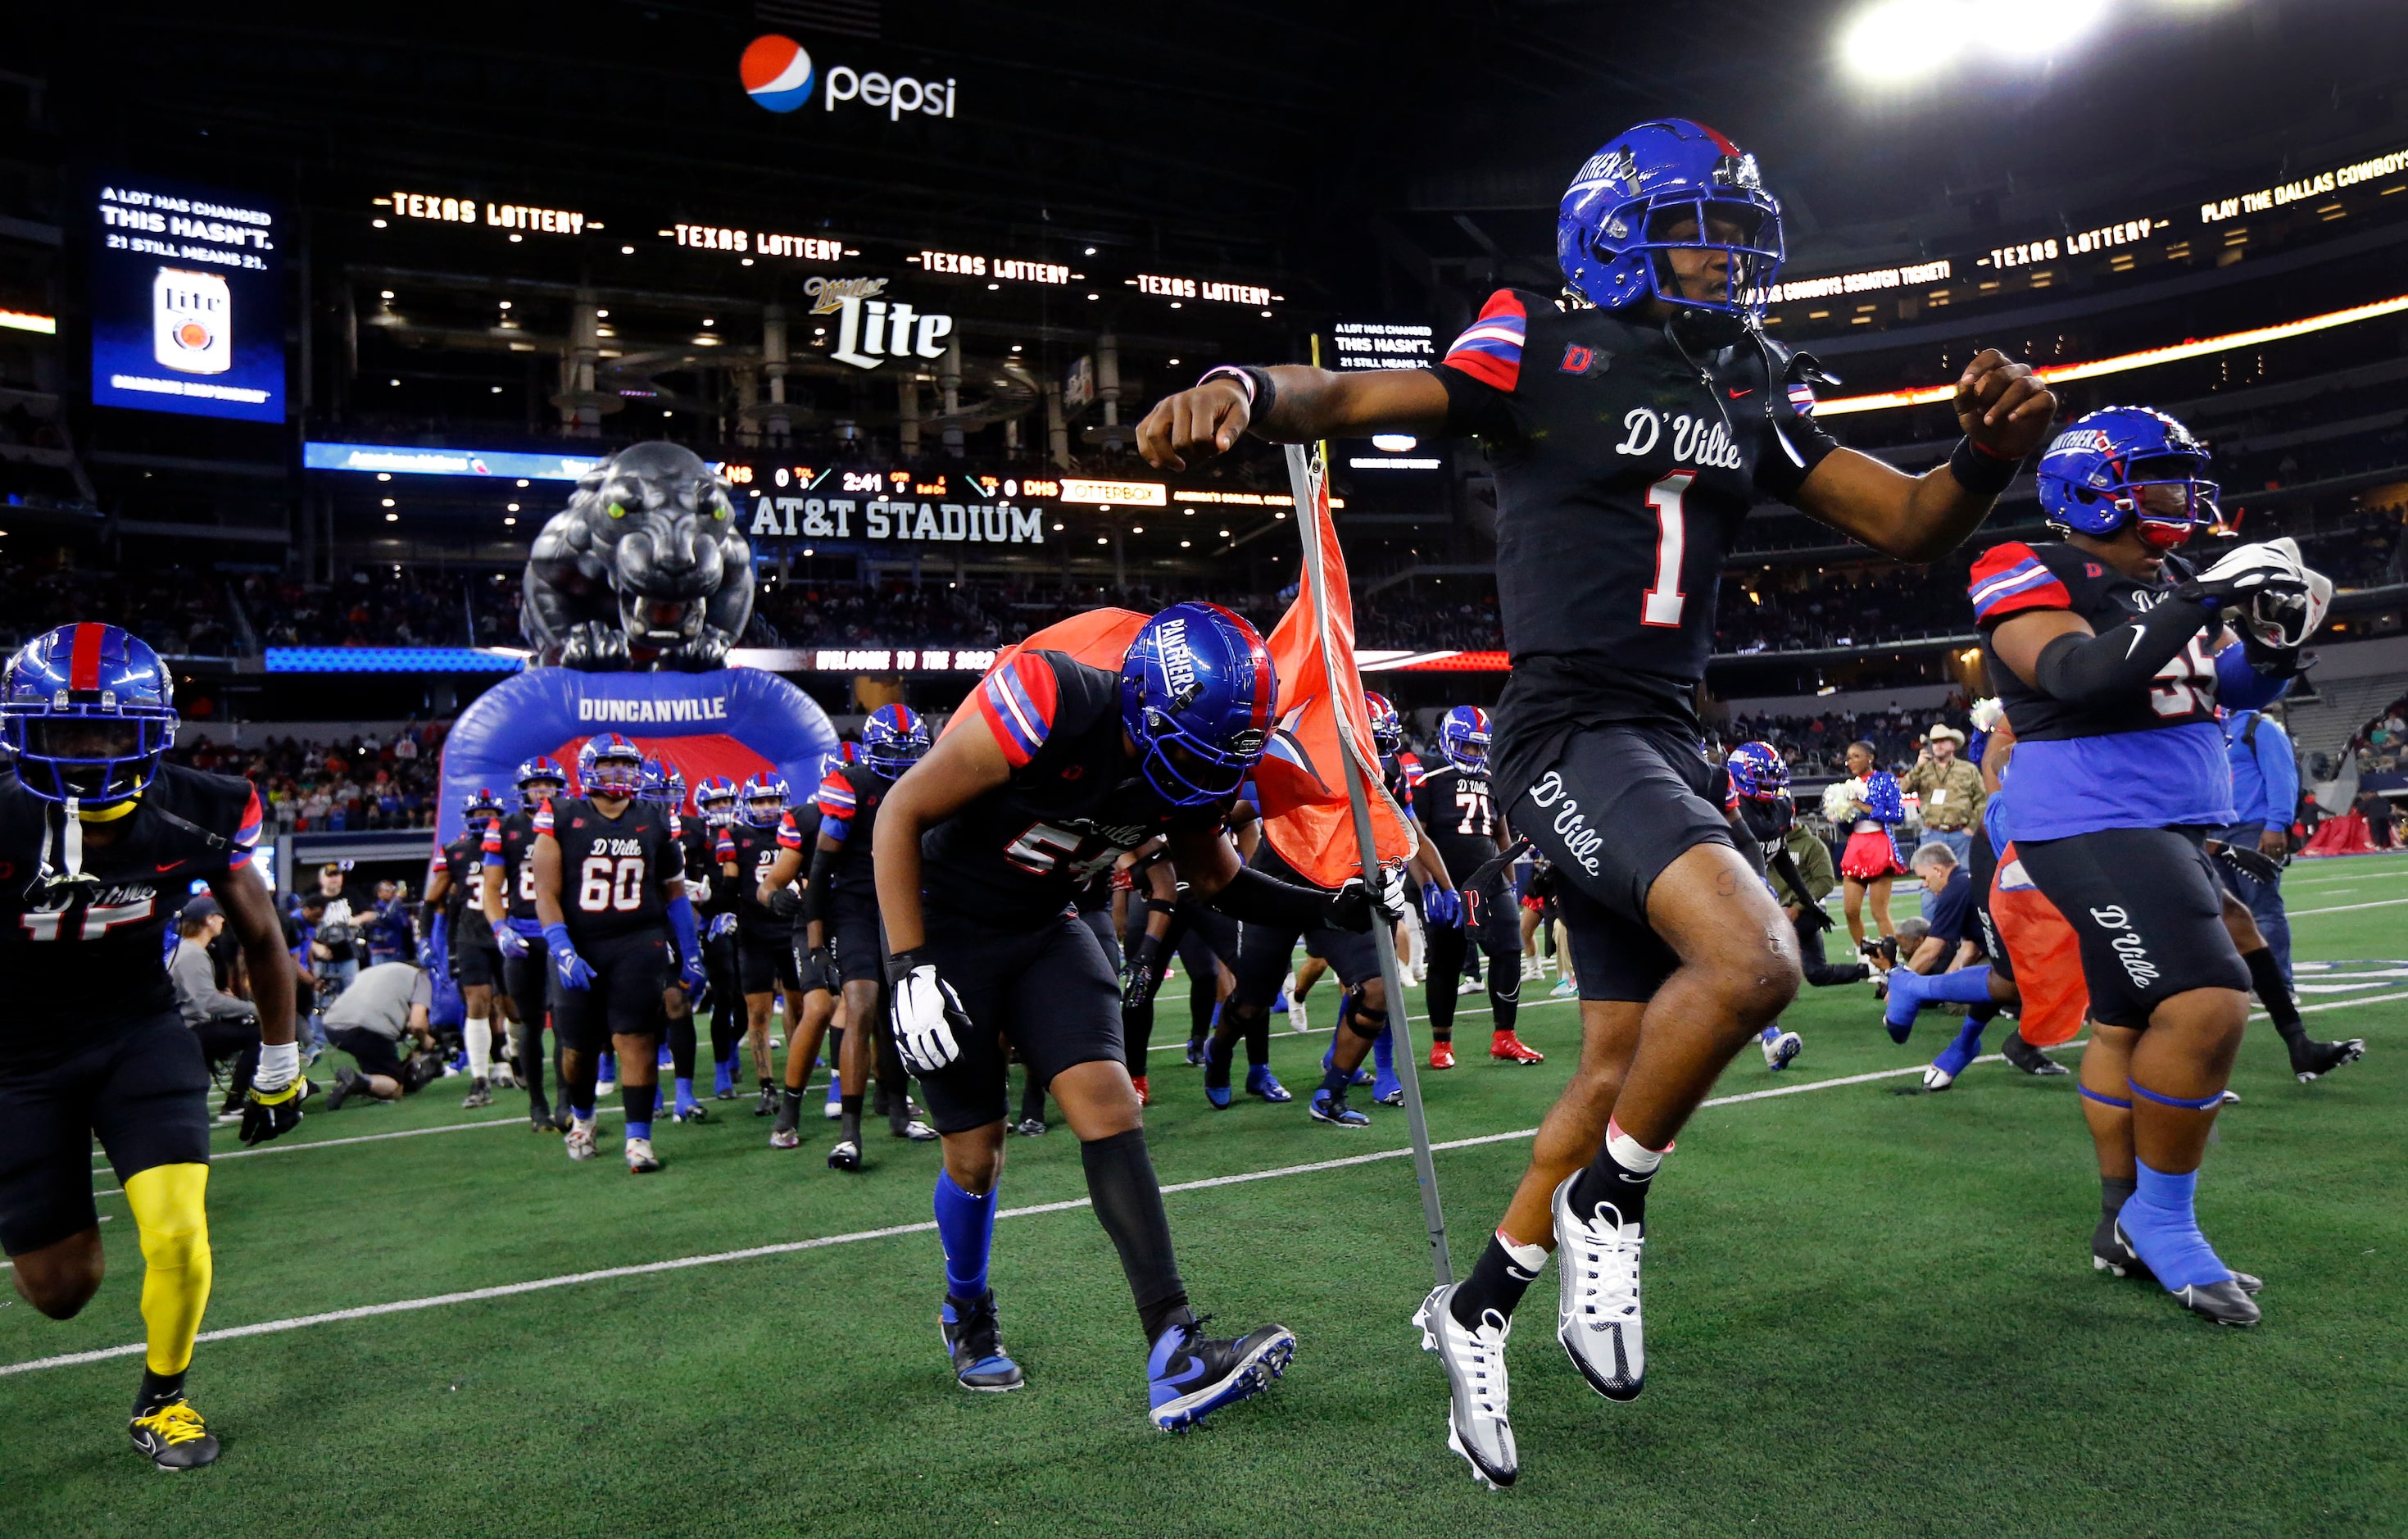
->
left=432, top=665, right=839, bottom=849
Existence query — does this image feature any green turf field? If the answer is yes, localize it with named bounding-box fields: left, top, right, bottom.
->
left=4, top=856, right=2403, bottom=1537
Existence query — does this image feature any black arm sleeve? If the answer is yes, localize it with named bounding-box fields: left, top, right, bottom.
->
left=2031, top=597, right=2215, bottom=709
left=1206, top=865, right=1331, bottom=930
left=807, top=845, right=840, bottom=928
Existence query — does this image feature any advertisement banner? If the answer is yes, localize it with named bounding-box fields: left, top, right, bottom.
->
left=90, top=175, right=284, bottom=422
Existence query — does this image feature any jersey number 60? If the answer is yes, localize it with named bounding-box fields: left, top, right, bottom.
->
left=577, top=854, right=647, bottom=912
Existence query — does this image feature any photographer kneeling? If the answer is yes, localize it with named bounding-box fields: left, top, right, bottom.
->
left=320, top=960, right=444, bottom=1109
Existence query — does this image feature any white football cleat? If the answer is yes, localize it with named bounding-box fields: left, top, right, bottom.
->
left=565, top=1119, right=598, bottom=1162
left=1921, top=1061, right=1958, bottom=1092
left=1415, top=1285, right=1519, bottom=1490
left=1552, top=1174, right=1645, bottom=1401
left=1286, top=987, right=1309, bottom=1034
left=1760, top=1028, right=1803, bottom=1072
left=624, top=1136, right=662, bottom=1174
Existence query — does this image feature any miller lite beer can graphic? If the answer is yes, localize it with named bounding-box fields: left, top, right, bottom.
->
left=152, top=268, right=231, bottom=375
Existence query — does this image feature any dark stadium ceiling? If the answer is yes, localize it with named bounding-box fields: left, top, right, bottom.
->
left=26, top=0, right=2408, bottom=306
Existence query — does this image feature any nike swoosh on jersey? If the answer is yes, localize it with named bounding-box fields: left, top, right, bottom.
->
left=1727, top=387, right=1754, bottom=398
left=2125, top=627, right=2146, bottom=658
left=156, top=860, right=183, bottom=871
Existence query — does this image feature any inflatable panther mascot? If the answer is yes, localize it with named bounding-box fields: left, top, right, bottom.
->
left=520, top=442, right=755, bottom=671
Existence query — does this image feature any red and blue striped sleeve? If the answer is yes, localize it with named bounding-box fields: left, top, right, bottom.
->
left=974, top=651, right=1061, bottom=770
left=1968, top=542, right=2071, bottom=625
left=776, top=810, right=803, bottom=851
left=714, top=828, right=736, bottom=863
left=814, top=770, right=855, bottom=842
left=482, top=819, right=505, bottom=865
left=1440, top=291, right=1527, bottom=394
left=533, top=797, right=556, bottom=837
left=230, top=785, right=265, bottom=869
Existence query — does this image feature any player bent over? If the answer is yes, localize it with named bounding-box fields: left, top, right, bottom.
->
left=1, top=624, right=307, bottom=1469
left=1140, top=118, right=2054, bottom=1485
left=877, top=605, right=1390, bottom=1427
left=1975, top=406, right=2329, bottom=1326
left=533, top=733, right=707, bottom=1173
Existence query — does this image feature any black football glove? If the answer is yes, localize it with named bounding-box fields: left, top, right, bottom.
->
left=2213, top=842, right=2284, bottom=887
left=766, top=888, right=804, bottom=920
left=1120, top=932, right=1167, bottom=1010
left=240, top=1075, right=315, bottom=1146
left=809, top=943, right=841, bottom=995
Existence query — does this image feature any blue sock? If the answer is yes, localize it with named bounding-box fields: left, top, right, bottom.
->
left=1921, top=966, right=1994, bottom=1006
left=1932, top=1016, right=1986, bottom=1078
left=1372, top=1025, right=1394, bottom=1077
left=1270, top=992, right=1288, bottom=1015
left=674, top=1075, right=695, bottom=1105
left=827, top=1076, right=842, bottom=1104
left=1318, top=1062, right=1354, bottom=1099
left=599, top=1051, right=617, bottom=1079
left=622, top=1081, right=655, bottom=1142
left=1883, top=969, right=1925, bottom=1039
left=571, top=1101, right=594, bottom=1121
left=714, top=1058, right=733, bottom=1095
left=2120, top=1160, right=2233, bottom=1291
left=934, top=1170, right=998, bottom=1301
left=1760, top=1024, right=1782, bottom=1044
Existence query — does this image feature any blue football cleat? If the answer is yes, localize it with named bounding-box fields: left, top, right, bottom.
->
left=1245, top=1064, right=1292, bottom=1103
left=1882, top=969, right=1924, bottom=1043
left=1185, top=1037, right=1207, bottom=1067
left=1146, top=1316, right=1295, bottom=1432
left=1372, top=1060, right=1404, bottom=1107
left=941, top=1292, right=1027, bottom=1391
left=1309, top=1088, right=1370, bottom=1128
left=1204, top=1037, right=1234, bottom=1109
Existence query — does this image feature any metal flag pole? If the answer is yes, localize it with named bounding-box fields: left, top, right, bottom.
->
left=1282, top=430, right=1453, bottom=1288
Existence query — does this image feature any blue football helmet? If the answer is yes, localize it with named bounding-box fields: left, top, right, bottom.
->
left=1, top=623, right=179, bottom=806
left=1439, top=706, right=1490, bottom=776
left=739, top=773, right=788, bottom=827
left=693, top=774, right=740, bottom=827
left=862, top=702, right=932, bottom=777
left=1726, top=741, right=1789, bottom=801
left=1560, top=119, right=1784, bottom=320
left=1365, top=691, right=1404, bottom=757
left=1119, top=602, right=1275, bottom=808
left=637, top=757, right=670, bottom=803
left=462, top=787, right=508, bottom=823
left=515, top=754, right=568, bottom=811
left=577, top=733, right=645, bottom=798
left=2037, top=406, right=2221, bottom=551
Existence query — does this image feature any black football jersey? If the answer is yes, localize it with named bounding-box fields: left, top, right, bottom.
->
left=0, top=762, right=264, bottom=1050
left=922, top=650, right=1225, bottom=928
left=678, top=823, right=723, bottom=913
left=440, top=829, right=501, bottom=948
left=718, top=815, right=805, bottom=942
left=483, top=811, right=544, bottom=924
left=538, top=797, right=679, bottom=943
left=1435, top=290, right=1840, bottom=780
left=1970, top=540, right=2222, bottom=742
left=1417, top=765, right=1504, bottom=884
left=813, top=761, right=891, bottom=897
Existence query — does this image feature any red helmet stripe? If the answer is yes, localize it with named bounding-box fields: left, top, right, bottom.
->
left=68, top=623, right=104, bottom=692
left=1694, top=120, right=1740, bottom=157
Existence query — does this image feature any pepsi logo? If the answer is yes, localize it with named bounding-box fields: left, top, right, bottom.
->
left=741, top=34, right=816, bottom=114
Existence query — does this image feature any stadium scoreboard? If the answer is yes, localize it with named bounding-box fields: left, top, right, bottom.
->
left=90, top=175, right=284, bottom=423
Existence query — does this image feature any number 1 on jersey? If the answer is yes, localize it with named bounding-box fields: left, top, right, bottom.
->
left=1642, top=471, right=1694, bottom=628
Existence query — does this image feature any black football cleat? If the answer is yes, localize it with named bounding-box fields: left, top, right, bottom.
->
left=940, top=1292, right=1025, bottom=1391
left=2090, top=1214, right=2262, bottom=1294
left=827, top=1139, right=862, bottom=1172
left=1146, top=1316, right=1295, bottom=1431
left=2000, top=1030, right=2071, bottom=1076
left=2289, top=1036, right=2365, bottom=1083
left=2174, top=1278, right=2261, bottom=1327
left=130, top=1398, right=220, bottom=1470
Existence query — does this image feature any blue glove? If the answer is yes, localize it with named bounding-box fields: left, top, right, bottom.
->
left=422, top=911, right=450, bottom=975
left=707, top=912, right=739, bottom=942
left=492, top=918, right=528, bottom=959
left=1422, top=882, right=1462, bottom=927
left=679, top=950, right=710, bottom=993
left=664, top=895, right=705, bottom=994
left=544, top=922, right=596, bottom=990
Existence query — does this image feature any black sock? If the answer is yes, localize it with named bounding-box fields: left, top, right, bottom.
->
left=840, top=1092, right=864, bottom=1146
left=1488, top=956, right=1520, bottom=1035
left=1124, top=994, right=1154, bottom=1061
left=1079, top=1128, right=1188, bottom=1344
left=135, top=1367, right=186, bottom=1413
left=1018, top=1074, right=1046, bottom=1124
left=2101, top=1174, right=2137, bottom=1223
left=782, top=1085, right=805, bottom=1116
left=1245, top=1010, right=1269, bottom=1069
left=2243, top=947, right=2306, bottom=1046
left=1450, top=1233, right=1544, bottom=1330
left=1568, top=1139, right=1656, bottom=1229
left=758, top=1076, right=774, bottom=1092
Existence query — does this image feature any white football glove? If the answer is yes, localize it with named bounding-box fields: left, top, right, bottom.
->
left=2231, top=536, right=2331, bottom=650
left=2184, top=539, right=2313, bottom=650
left=1969, top=696, right=2006, bottom=733
left=888, top=959, right=969, bottom=1077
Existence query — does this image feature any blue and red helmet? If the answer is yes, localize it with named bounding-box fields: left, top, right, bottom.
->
left=515, top=754, right=568, bottom=811
left=462, top=787, right=508, bottom=823
left=1119, top=602, right=1275, bottom=808
left=637, top=757, right=670, bottom=802
left=662, top=765, right=687, bottom=810
left=862, top=702, right=931, bottom=777
left=1365, top=691, right=1404, bottom=757
left=1726, top=741, right=1790, bottom=801
left=1, top=623, right=179, bottom=806
left=1559, top=119, right=1784, bottom=320
left=693, top=774, right=740, bottom=825
left=577, top=733, right=644, bottom=797
left=2037, top=406, right=2220, bottom=552
left=739, top=772, right=788, bottom=826
left=1439, top=705, right=1490, bottom=775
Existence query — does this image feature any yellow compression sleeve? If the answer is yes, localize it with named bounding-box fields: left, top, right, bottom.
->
left=123, top=1164, right=213, bottom=1376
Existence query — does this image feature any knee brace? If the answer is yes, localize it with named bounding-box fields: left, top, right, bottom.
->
left=1341, top=988, right=1385, bottom=1042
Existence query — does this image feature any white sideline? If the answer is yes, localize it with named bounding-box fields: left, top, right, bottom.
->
left=0, top=1046, right=2057, bottom=1377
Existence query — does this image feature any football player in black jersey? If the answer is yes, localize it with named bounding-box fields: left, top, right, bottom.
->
left=719, top=773, right=805, bottom=1118
left=687, top=774, right=747, bottom=1099
left=1141, top=119, right=2055, bottom=1484
left=1973, top=406, right=2329, bottom=1328
left=1118, top=829, right=1250, bottom=1107
left=427, top=787, right=511, bottom=1107
left=533, top=733, right=707, bottom=1173
left=0, top=624, right=304, bottom=1469
left=1417, top=706, right=1547, bottom=1073
left=735, top=774, right=839, bottom=1149
left=876, top=603, right=1398, bottom=1425
left=483, top=755, right=568, bottom=1131
left=806, top=708, right=939, bottom=1165
left=661, top=766, right=723, bottom=1121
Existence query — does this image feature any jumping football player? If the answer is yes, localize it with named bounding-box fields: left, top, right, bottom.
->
left=427, top=787, right=510, bottom=1107
left=875, top=603, right=1385, bottom=1425
left=1972, top=404, right=2325, bottom=1327
left=1138, top=117, right=2055, bottom=1485
left=808, top=705, right=939, bottom=1168
left=484, top=755, right=569, bottom=1131
left=1417, top=706, right=1544, bottom=1073
left=0, top=624, right=305, bottom=1470
left=532, top=733, right=707, bottom=1172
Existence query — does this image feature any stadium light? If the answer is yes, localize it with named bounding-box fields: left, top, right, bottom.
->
left=1842, top=0, right=1970, bottom=78
left=1989, top=0, right=2108, bottom=57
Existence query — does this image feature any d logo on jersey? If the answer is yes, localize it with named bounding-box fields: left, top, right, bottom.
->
left=1559, top=343, right=1604, bottom=375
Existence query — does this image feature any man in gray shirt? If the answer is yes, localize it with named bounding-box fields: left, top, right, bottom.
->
left=169, top=897, right=261, bottom=1115
left=321, top=960, right=438, bottom=1110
